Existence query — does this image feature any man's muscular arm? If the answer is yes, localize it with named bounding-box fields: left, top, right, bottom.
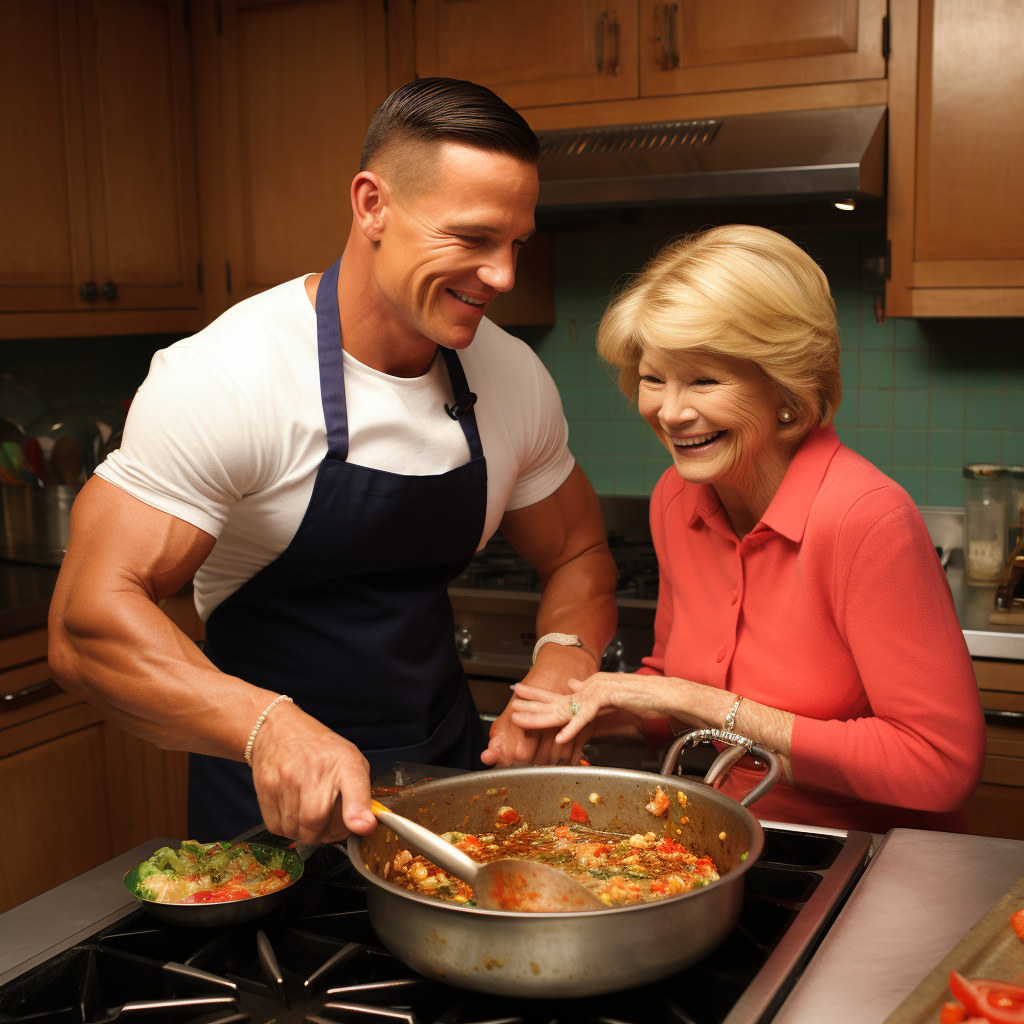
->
left=48, top=477, right=375, bottom=843
left=480, top=464, right=618, bottom=767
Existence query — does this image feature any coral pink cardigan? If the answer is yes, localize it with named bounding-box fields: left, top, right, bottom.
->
left=641, top=424, right=986, bottom=834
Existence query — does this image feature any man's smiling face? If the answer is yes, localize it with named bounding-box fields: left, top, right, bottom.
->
left=372, top=142, right=539, bottom=350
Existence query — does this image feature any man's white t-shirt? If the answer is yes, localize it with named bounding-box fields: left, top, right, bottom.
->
left=96, top=276, right=575, bottom=621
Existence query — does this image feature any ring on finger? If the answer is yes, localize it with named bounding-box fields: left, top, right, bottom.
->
left=569, top=697, right=581, bottom=717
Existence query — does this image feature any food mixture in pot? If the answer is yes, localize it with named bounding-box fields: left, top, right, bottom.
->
left=384, top=789, right=721, bottom=908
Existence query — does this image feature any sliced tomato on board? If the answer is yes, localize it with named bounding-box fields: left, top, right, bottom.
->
left=948, top=972, right=1024, bottom=1024
left=939, top=1002, right=966, bottom=1024
left=1011, top=909, right=1024, bottom=942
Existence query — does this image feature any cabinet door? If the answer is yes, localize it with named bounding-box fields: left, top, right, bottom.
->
left=0, top=1, right=94, bottom=313
left=415, top=0, right=639, bottom=109
left=75, top=0, right=201, bottom=311
left=887, top=0, right=1024, bottom=316
left=218, top=0, right=388, bottom=302
left=0, top=704, right=114, bottom=913
left=639, top=0, right=886, bottom=97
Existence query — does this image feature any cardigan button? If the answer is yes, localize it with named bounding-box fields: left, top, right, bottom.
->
left=716, top=645, right=727, bottom=663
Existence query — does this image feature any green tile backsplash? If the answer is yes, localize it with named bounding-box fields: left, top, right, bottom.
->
left=530, top=228, right=1024, bottom=507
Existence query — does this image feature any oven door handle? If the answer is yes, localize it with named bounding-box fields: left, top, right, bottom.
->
left=2, top=678, right=59, bottom=704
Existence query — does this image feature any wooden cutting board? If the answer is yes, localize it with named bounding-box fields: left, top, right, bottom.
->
left=883, top=872, right=1024, bottom=1023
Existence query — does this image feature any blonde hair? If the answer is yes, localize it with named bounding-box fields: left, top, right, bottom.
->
left=596, top=225, right=842, bottom=431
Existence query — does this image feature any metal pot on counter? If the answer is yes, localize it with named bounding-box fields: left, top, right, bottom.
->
left=0, top=402, right=124, bottom=566
left=348, top=729, right=780, bottom=998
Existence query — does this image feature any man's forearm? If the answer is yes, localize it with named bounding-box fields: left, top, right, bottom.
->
left=49, top=582, right=272, bottom=761
left=530, top=543, right=618, bottom=682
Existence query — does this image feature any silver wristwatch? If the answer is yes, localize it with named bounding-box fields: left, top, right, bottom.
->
left=532, top=632, right=585, bottom=664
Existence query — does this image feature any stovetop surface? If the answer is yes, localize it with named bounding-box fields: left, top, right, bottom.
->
left=0, top=826, right=865, bottom=1024
left=453, top=533, right=659, bottom=601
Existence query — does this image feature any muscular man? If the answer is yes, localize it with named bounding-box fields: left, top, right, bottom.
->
left=48, top=78, right=617, bottom=845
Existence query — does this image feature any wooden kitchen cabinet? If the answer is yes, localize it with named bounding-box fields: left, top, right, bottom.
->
left=965, top=658, right=1024, bottom=842
left=0, top=625, right=188, bottom=914
left=413, top=0, right=640, bottom=109
left=639, top=0, right=887, bottom=98
left=0, top=0, right=202, bottom=339
left=886, top=0, right=1024, bottom=316
left=196, top=0, right=388, bottom=309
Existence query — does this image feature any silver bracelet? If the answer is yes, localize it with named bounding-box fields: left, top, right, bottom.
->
left=722, top=696, right=743, bottom=734
left=244, top=695, right=294, bottom=767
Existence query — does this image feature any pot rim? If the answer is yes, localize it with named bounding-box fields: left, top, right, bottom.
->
left=347, top=764, right=764, bottom=919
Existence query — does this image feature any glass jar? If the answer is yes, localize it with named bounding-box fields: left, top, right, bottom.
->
left=1009, top=466, right=1024, bottom=552
left=963, top=464, right=1008, bottom=585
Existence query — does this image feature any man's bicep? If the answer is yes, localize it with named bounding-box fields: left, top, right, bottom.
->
left=500, top=465, right=607, bottom=580
left=59, top=476, right=216, bottom=606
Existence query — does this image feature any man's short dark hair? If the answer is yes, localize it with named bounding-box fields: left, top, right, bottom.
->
left=360, top=78, right=539, bottom=171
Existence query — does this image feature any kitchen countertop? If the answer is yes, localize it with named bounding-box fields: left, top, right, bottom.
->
left=774, top=827, right=1024, bottom=1024
left=0, top=560, right=59, bottom=638
left=920, top=506, right=1024, bottom=661
left=947, top=561, right=1024, bottom=661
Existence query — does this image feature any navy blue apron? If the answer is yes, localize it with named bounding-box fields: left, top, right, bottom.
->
left=188, top=257, right=488, bottom=839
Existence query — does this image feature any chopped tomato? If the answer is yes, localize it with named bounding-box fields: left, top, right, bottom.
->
left=694, top=856, right=716, bottom=876
left=569, top=800, right=589, bottom=824
left=186, top=886, right=250, bottom=904
left=649, top=880, right=670, bottom=894
left=456, top=835, right=483, bottom=854
left=496, top=806, right=520, bottom=825
left=553, top=824, right=572, bottom=839
left=578, top=758, right=591, bottom=766
left=645, top=786, right=671, bottom=817
left=940, top=1002, right=966, bottom=1024
left=656, top=836, right=689, bottom=859
left=949, top=972, right=1024, bottom=1024
left=1011, top=909, right=1024, bottom=943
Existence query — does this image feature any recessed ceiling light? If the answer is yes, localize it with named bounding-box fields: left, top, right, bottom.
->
left=834, top=199, right=857, bottom=211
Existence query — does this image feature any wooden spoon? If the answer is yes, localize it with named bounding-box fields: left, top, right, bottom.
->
left=370, top=798, right=605, bottom=913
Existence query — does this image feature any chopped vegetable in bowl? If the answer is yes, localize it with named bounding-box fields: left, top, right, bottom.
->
left=125, top=841, right=302, bottom=905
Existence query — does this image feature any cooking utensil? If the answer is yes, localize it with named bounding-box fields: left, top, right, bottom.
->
left=369, top=797, right=604, bottom=912
left=121, top=842, right=304, bottom=927
left=348, top=729, right=780, bottom=998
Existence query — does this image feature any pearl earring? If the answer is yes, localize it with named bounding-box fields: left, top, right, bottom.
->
left=778, top=408, right=793, bottom=423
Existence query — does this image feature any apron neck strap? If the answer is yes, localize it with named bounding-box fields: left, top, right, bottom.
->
left=315, top=256, right=484, bottom=463
left=315, top=257, right=349, bottom=461
left=440, top=347, right=484, bottom=460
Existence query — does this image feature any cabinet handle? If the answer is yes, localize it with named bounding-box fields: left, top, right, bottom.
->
left=79, top=281, right=97, bottom=301
left=101, top=280, right=118, bottom=301
left=2, top=678, right=58, bottom=704
left=984, top=707, right=1024, bottom=725
left=667, top=3, right=679, bottom=69
left=608, top=10, right=619, bottom=76
left=595, top=11, right=606, bottom=74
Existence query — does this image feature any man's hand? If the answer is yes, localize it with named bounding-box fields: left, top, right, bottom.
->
left=480, top=644, right=596, bottom=766
left=250, top=700, right=376, bottom=844
left=479, top=465, right=618, bottom=767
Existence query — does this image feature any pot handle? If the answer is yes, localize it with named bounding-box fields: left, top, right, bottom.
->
left=660, top=728, right=781, bottom=808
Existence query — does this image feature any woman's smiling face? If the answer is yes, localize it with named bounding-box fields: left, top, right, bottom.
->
left=637, top=348, right=787, bottom=493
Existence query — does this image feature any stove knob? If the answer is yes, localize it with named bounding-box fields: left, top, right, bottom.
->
left=454, top=625, right=473, bottom=657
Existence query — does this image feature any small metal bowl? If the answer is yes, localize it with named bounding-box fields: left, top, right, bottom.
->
left=122, top=843, right=304, bottom=927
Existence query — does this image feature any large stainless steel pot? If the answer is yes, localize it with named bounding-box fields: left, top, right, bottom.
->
left=348, top=729, right=780, bottom=998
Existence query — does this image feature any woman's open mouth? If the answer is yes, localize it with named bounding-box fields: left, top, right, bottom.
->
left=672, top=430, right=726, bottom=455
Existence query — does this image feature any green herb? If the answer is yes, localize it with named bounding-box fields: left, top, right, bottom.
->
left=740, top=851, right=748, bottom=862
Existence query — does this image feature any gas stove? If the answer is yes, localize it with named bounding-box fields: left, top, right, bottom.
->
left=0, top=801, right=872, bottom=1024
left=453, top=532, right=660, bottom=603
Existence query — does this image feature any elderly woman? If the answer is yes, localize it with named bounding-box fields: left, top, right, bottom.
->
left=512, top=225, right=986, bottom=833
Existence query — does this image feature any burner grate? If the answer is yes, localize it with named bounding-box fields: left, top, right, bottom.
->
left=0, top=829, right=866, bottom=1024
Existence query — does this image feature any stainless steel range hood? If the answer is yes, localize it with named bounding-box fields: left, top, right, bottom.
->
left=535, top=105, right=886, bottom=210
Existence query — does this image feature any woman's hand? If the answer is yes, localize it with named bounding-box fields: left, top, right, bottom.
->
left=509, top=672, right=703, bottom=746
